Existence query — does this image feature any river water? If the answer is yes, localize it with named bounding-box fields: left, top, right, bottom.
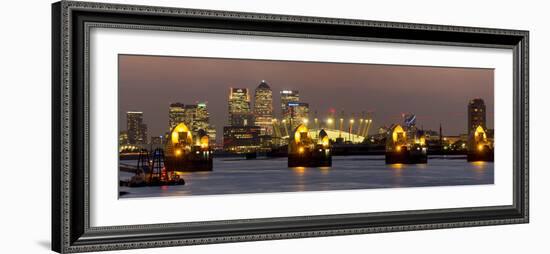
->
left=119, top=155, right=493, bottom=198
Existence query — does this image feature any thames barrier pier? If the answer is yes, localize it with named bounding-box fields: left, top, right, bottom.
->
left=288, top=124, right=332, bottom=167
left=467, top=125, right=494, bottom=162
left=164, top=123, right=213, bottom=172
left=385, top=124, right=428, bottom=164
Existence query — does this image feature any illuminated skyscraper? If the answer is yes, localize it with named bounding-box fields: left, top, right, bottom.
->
left=285, top=102, right=309, bottom=130
left=127, top=111, right=147, bottom=144
left=195, top=102, right=217, bottom=144
left=194, top=102, right=209, bottom=131
left=168, top=102, right=185, bottom=131
left=253, top=80, right=273, bottom=135
left=183, top=104, right=198, bottom=128
left=280, top=90, right=299, bottom=118
left=468, top=98, right=486, bottom=134
left=228, top=88, right=254, bottom=126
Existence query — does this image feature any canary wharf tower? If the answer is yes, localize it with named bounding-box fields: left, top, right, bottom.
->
left=228, top=88, right=253, bottom=126
left=254, top=80, right=273, bottom=135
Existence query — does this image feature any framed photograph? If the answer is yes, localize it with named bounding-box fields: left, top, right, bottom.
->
left=52, top=1, right=529, bottom=253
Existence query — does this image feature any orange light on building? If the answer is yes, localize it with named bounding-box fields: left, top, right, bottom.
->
left=321, top=136, right=329, bottom=147
left=171, top=123, right=192, bottom=145
left=294, top=124, right=309, bottom=143
left=391, top=125, right=406, bottom=143
left=200, top=135, right=209, bottom=149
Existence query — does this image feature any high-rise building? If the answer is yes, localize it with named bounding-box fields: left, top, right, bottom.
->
left=253, top=80, right=273, bottom=135
left=280, top=90, right=299, bottom=118
left=195, top=102, right=217, bottom=144
left=468, top=98, right=486, bottom=134
left=195, top=102, right=209, bottom=131
left=183, top=104, right=198, bottom=129
left=127, top=111, right=147, bottom=144
left=285, top=102, right=309, bottom=130
left=228, top=88, right=254, bottom=126
left=206, top=127, right=217, bottom=146
left=119, top=131, right=128, bottom=145
left=168, top=103, right=185, bottom=131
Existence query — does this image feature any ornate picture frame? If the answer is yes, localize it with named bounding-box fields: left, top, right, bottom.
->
left=52, top=1, right=529, bottom=253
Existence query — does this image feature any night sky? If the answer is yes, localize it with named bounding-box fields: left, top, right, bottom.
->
left=118, top=54, right=494, bottom=142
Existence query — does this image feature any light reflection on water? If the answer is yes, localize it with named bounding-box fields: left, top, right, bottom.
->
left=472, top=161, right=487, bottom=168
left=471, top=161, right=488, bottom=180
left=319, top=167, right=331, bottom=175
left=389, top=163, right=404, bottom=187
left=416, top=164, right=428, bottom=169
left=291, top=167, right=307, bottom=176
left=119, top=155, right=494, bottom=198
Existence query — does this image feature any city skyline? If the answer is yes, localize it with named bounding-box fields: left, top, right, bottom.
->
left=119, top=54, right=494, bottom=141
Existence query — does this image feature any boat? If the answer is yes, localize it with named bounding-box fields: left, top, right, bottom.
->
left=123, top=148, right=186, bottom=187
